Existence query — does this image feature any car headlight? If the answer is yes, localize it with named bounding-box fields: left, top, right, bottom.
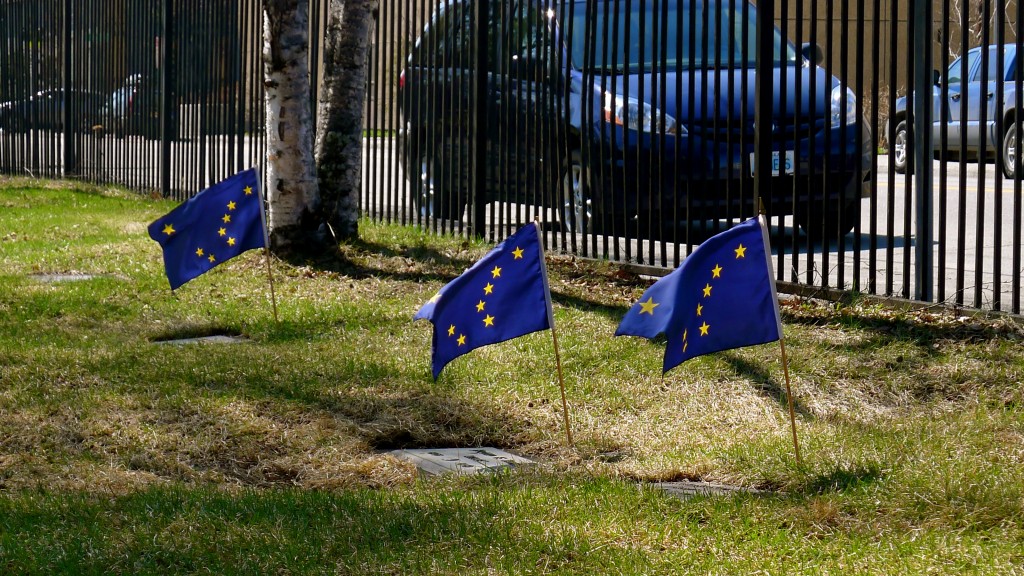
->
left=831, top=85, right=857, bottom=129
left=603, top=92, right=683, bottom=135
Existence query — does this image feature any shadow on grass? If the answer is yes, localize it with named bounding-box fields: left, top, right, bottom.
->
left=718, top=351, right=814, bottom=418
left=781, top=303, right=1017, bottom=348
left=800, top=463, right=884, bottom=495
left=280, top=235, right=642, bottom=324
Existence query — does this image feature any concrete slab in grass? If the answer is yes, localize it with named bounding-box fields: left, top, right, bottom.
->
left=31, top=273, right=101, bottom=283
left=655, top=481, right=761, bottom=500
left=153, top=335, right=248, bottom=345
left=390, top=447, right=534, bottom=476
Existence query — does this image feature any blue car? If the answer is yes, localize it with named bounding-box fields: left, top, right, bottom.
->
left=890, top=44, right=1022, bottom=180
left=399, top=0, right=873, bottom=239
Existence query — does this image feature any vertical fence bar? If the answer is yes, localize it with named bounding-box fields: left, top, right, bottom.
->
left=469, top=0, right=488, bottom=238
left=993, top=5, right=1005, bottom=311
left=1011, top=0, right=1019, bottom=313
left=160, top=0, right=173, bottom=196
left=754, top=0, right=774, bottom=227
left=936, top=0, right=950, bottom=303
left=972, top=0, right=991, bottom=309
left=61, top=0, right=73, bottom=174
left=954, top=0, right=969, bottom=306
left=912, top=0, right=933, bottom=302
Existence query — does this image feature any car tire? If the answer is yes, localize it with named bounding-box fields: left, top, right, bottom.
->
left=893, top=119, right=912, bottom=174
left=558, top=149, right=596, bottom=234
left=798, top=199, right=861, bottom=243
left=8, top=114, right=27, bottom=133
left=408, top=146, right=463, bottom=221
left=1002, top=122, right=1021, bottom=180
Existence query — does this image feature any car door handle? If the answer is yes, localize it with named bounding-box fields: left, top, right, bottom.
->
left=987, top=92, right=994, bottom=99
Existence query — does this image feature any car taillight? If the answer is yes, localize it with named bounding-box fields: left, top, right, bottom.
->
left=399, top=69, right=405, bottom=90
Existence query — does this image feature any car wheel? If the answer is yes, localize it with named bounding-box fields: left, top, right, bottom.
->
left=893, top=120, right=911, bottom=174
left=8, top=114, right=27, bottom=133
left=798, top=199, right=861, bottom=243
left=1002, top=122, right=1021, bottom=180
left=409, top=147, right=462, bottom=221
left=559, top=149, right=595, bottom=234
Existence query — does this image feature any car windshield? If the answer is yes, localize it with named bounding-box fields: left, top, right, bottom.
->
left=562, top=0, right=798, bottom=73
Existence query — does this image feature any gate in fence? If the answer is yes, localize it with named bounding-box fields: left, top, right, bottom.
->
left=2, top=0, right=1023, bottom=314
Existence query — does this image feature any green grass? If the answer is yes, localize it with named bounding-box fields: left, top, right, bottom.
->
left=1, top=176, right=1023, bottom=574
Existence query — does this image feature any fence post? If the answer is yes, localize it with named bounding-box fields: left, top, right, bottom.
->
left=470, top=0, right=489, bottom=238
left=912, top=0, right=933, bottom=301
left=61, top=0, right=76, bottom=175
left=160, top=0, right=174, bottom=197
left=754, top=0, right=774, bottom=218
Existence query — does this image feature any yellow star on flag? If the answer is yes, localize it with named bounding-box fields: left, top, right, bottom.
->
left=483, top=315, right=495, bottom=327
left=699, top=322, right=710, bottom=336
left=208, top=254, right=216, bottom=263
left=638, top=297, right=659, bottom=315
left=491, top=266, right=502, bottom=278
left=696, top=303, right=703, bottom=316
left=244, top=185, right=253, bottom=196
left=512, top=247, right=524, bottom=259
left=162, top=223, right=175, bottom=236
left=447, top=324, right=456, bottom=337
left=711, top=264, right=723, bottom=278
left=735, top=244, right=747, bottom=258
left=476, top=300, right=486, bottom=312
left=227, top=237, right=236, bottom=246
left=227, top=201, right=237, bottom=211
left=195, top=247, right=204, bottom=257
left=218, top=227, right=227, bottom=237
left=483, top=283, right=494, bottom=295
left=222, top=214, right=232, bottom=224
left=457, top=334, right=466, bottom=346
left=702, top=283, right=712, bottom=297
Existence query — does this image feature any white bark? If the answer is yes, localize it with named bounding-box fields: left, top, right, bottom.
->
left=263, top=0, right=319, bottom=250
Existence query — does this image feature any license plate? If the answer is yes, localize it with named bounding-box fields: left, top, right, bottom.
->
left=749, top=151, right=795, bottom=176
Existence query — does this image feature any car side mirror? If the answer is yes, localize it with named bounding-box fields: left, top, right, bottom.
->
left=932, top=69, right=942, bottom=86
left=800, top=42, right=823, bottom=65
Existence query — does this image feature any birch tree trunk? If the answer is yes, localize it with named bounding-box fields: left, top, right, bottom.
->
left=314, top=0, right=377, bottom=240
left=263, top=0, right=321, bottom=252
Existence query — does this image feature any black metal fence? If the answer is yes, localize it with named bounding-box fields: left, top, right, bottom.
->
left=2, top=0, right=1024, bottom=315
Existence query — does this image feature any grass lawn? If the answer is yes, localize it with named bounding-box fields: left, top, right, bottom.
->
left=1, top=177, right=1023, bottom=574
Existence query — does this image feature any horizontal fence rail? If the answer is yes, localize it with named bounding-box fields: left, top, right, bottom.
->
left=2, top=0, right=1023, bottom=315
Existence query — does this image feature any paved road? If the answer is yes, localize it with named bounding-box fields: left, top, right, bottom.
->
left=369, top=135, right=1024, bottom=313
left=13, top=131, right=1024, bottom=312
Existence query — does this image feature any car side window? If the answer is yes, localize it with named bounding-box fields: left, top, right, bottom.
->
left=965, top=48, right=982, bottom=82
left=421, top=4, right=453, bottom=64
left=947, top=56, right=964, bottom=85
left=438, top=0, right=498, bottom=69
left=508, top=2, right=553, bottom=77
left=985, top=46, right=1003, bottom=82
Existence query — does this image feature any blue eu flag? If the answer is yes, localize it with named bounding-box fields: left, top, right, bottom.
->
left=148, top=168, right=266, bottom=290
left=415, top=222, right=553, bottom=379
left=616, top=216, right=782, bottom=373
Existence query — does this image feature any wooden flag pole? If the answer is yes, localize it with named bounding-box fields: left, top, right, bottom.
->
left=755, top=199, right=799, bottom=464
left=550, top=322, right=574, bottom=447
left=255, top=165, right=279, bottom=323
left=534, top=219, right=573, bottom=447
left=779, top=337, right=801, bottom=465
left=263, top=247, right=280, bottom=323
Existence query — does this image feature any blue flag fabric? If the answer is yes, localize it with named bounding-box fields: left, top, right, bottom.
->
left=415, top=222, right=552, bottom=379
left=616, top=216, right=782, bottom=373
left=148, top=168, right=266, bottom=290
